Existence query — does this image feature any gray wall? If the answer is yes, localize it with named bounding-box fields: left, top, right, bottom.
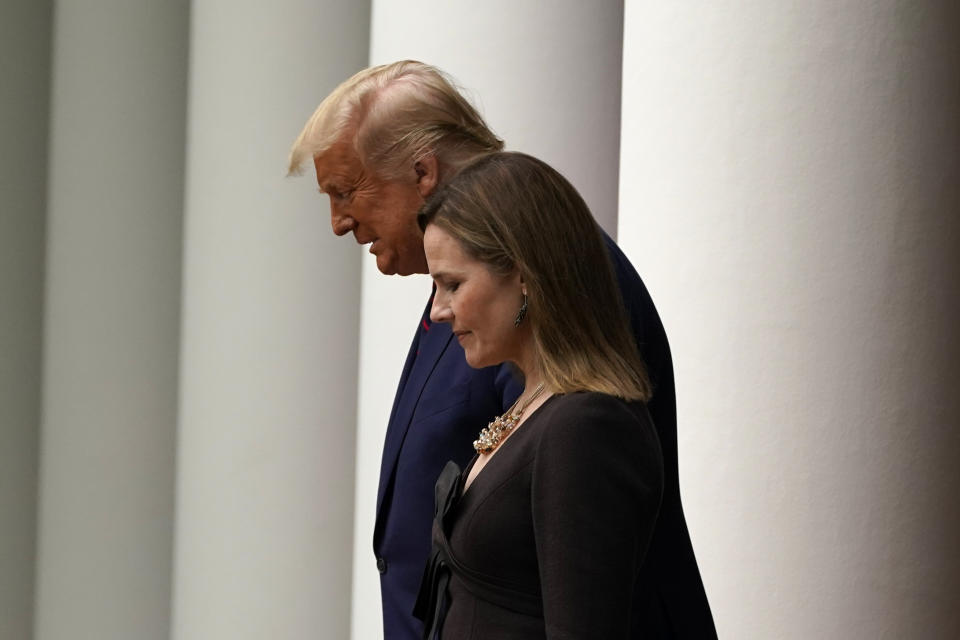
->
left=0, top=1, right=52, bottom=639
left=170, top=1, right=369, bottom=638
left=33, top=2, right=189, bottom=638
left=620, top=2, right=960, bottom=637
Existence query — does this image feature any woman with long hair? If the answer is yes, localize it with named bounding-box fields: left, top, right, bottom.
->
left=413, top=152, right=665, bottom=639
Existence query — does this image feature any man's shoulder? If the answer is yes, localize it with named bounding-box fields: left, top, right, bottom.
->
left=598, top=227, right=645, bottom=285
left=401, top=340, right=519, bottom=413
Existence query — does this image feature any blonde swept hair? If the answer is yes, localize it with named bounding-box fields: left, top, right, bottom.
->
left=288, top=60, right=503, bottom=180
left=418, top=152, right=651, bottom=402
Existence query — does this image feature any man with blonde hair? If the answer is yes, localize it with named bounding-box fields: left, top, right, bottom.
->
left=289, top=60, right=715, bottom=639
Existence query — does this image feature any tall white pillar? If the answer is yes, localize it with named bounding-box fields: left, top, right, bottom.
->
left=0, top=2, right=52, bottom=638
left=33, top=2, right=189, bottom=639
left=170, top=2, right=370, bottom=639
left=353, top=4, right=625, bottom=637
left=620, top=2, right=960, bottom=637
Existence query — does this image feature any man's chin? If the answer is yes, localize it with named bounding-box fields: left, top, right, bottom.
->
left=375, top=253, right=426, bottom=277
left=371, top=253, right=396, bottom=276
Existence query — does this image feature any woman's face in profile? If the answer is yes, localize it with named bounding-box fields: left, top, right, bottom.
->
left=423, top=225, right=525, bottom=369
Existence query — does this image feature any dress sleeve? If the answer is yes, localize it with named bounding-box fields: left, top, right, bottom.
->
left=531, top=394, right=664, bottom=639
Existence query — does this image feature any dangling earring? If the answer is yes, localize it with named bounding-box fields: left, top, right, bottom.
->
left=514, top=292, right=528, bottom=327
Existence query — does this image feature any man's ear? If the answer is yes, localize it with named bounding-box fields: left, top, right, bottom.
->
left=414, top=154, right=440, bottom=198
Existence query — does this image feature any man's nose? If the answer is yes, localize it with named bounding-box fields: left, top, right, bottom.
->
left=330, top=204, right=355, bottom=236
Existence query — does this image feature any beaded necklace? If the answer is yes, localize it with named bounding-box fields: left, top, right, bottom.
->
left=473, top=383, right=546, bottom=454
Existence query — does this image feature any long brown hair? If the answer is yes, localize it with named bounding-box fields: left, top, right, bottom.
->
left=419, top=152, right=650, bottom=401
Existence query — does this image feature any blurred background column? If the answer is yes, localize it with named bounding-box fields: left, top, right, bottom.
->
left=32, top=2, right=190, bottom=639
left=170, top=2, right=369, bottom=639
left=351, top=3, right=625, bottom=637
left=619, top=2, right=960, bottom=638
left=0, top=1, right=52, bottom=639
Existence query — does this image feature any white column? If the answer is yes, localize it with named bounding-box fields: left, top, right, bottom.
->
left=33, top=2, right=189, bottom=639
left=170, top=2, right=370, bottom=639
left=0, top=2, right=51, bottom=638
left=353, top=4, right=624, bottom=637
left=620, top=2, right=960, bottom=638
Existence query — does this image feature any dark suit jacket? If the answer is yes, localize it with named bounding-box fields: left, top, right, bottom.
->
left=374, top=231, right=716, bottom=639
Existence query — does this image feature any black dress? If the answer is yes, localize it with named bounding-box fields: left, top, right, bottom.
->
left=415, top=392, right=666, bottom=639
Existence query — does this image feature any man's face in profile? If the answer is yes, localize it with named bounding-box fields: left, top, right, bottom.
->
left=313, top=139, right=428, bottom=276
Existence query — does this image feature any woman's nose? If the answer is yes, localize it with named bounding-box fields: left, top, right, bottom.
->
left=430, top=294, right=452, bottom=324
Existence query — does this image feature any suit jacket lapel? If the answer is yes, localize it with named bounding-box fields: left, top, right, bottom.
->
left=375, top=291, right=455, bottom=520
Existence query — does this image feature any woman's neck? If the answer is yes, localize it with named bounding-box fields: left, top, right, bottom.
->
left=512, top=336, right=544, bottom=394
left=512, top=362, right=543, bottom=395
left=513, top=364, right=549, bottom=413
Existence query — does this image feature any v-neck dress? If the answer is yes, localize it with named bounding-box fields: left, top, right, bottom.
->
left=415, top=391, right=665, bottom=639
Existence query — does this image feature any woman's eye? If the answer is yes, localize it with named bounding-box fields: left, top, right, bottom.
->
left=447, top=282, right=459, bottom=292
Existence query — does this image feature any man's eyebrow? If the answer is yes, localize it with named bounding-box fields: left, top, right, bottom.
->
left=318, top=183, right=341, bottom=195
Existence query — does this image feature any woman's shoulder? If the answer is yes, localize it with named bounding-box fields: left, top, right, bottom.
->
left=530, top=391, right=663, bottom=489
left=542, top=390, right=649, bottom=422
left=535, top=391, right=655, bottom=446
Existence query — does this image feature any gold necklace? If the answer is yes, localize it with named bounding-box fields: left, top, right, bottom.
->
left=474, top=383, right=546, bottom=454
